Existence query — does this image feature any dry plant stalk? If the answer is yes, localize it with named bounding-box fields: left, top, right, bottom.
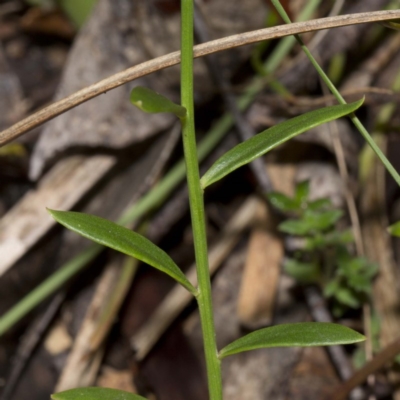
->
left=0, top=10, right=399, bottom=146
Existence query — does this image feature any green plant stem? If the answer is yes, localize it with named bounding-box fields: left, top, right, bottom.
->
left=271, top=0, right=400, bottom=187
left=180, top=1, right=222, bottom=399
left=0, top=0, right=320, bottom=337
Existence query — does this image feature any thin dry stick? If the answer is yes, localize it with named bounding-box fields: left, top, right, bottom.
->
left=0, top=10, right=399, bottom=146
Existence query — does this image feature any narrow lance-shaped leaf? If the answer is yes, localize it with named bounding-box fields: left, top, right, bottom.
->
left=51, top=387, right=147, bottom=400
left=201, top=99, right=364, bottom=189
left=219, top=322, right=365, bottom=358
left=130, top=86, right=187, bottom=119
left=48, top=210, right=197, bottom=295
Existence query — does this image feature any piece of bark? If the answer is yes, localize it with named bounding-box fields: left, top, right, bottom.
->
left=237, top=203, right=283, bottom=328
left=0, top=155, right=115, bottom=277
left=55, top=256, right=133, bottom=391
left=0, top=120, right=179, bottom=295
left=29, top=0, right=175, bottom=180
left=44, top=319, right=72, bottom=356
left=236, top=164, right=296, bottom=328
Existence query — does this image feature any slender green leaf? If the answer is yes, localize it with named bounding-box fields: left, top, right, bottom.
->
left=201, top=99, right=364, bottom=188
left=48, top=210, right=197, bottom=295
left=51, top=387, right=147, bottom=400
left=388, top=221, right=400, bottom=237
left=130, top=86, right=187, bottom=118
left=219, top=322, right=365, bottom=358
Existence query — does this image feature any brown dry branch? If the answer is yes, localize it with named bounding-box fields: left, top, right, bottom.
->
left=0, top=10, right=399, bottom=146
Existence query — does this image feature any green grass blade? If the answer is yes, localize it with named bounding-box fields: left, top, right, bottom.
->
left=201, top=99, right=364, bottom=189
left=219, top=322, right=365, bottom=358
left=48, top=210, right=197, bottom=295
left=51, top=387, right=147, bottom=400
left=130, top=86, right=187, bottom=118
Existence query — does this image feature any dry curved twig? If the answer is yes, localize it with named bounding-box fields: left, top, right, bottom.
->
left=0, top=9, right=399, bottom=146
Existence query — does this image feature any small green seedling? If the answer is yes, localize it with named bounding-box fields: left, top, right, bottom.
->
left=49, top=1, right=367, bottom=399
left=269, top=181, right=378, bottom=317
